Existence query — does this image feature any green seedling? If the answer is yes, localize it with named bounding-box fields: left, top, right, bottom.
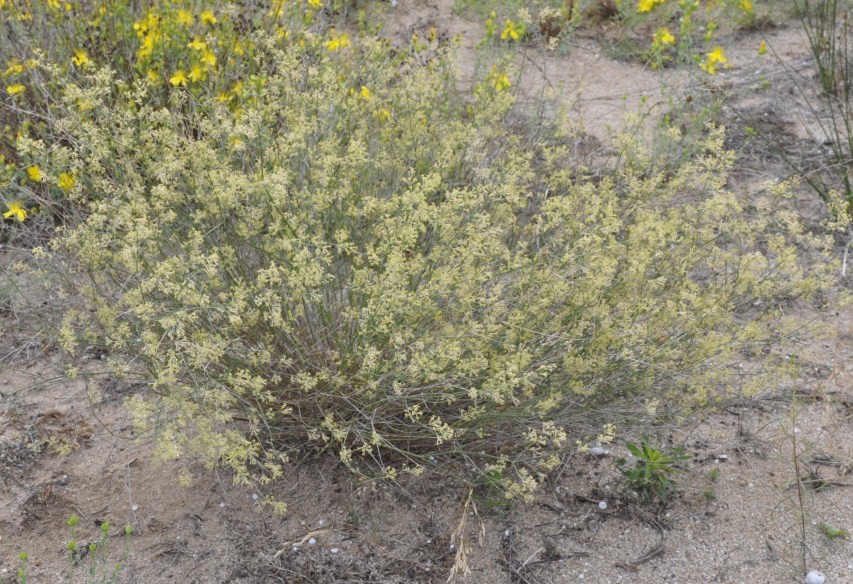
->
left=615, top=436, right=690, bottom=504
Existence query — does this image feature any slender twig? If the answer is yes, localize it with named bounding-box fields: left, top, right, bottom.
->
left=791, top=379, right=808, bottom=576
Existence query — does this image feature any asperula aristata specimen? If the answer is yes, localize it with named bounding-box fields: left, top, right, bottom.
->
left=805, top=570, right=826, bottom=584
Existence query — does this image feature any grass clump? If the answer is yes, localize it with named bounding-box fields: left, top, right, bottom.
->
left=792, top=0, right=853, bottom=215
left=6, top=1, right=836, bottom=505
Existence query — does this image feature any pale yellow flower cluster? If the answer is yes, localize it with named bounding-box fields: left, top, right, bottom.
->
left=37, top=27, right=835, bottom=504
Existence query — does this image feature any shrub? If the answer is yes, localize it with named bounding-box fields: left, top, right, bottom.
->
left=792, top=0, right=853, bottom=215
left=22, top=10, right=835, bottom=505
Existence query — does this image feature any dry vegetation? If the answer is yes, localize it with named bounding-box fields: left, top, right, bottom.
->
left=1, top=1, right=852, bottom=583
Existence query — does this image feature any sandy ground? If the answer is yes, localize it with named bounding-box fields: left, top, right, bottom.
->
left=2, top=2, right=852, bottom=583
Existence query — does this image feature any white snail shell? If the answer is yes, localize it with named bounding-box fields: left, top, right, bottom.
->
left=805, top=570, right=826, bottom=584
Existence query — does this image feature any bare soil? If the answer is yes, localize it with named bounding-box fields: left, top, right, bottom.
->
left=2, top=2, right=852, bottom=583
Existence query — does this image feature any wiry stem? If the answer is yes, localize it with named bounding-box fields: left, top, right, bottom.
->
left=791, top=380, right=808, bottom=576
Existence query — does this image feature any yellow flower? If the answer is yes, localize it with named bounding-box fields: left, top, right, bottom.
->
left=27, top=165, right=41, bottom=182
left=489, top=67, right=512, bottom=92
left=169, top=69, right=188, bottom=86
left=138, top=34, right=156, bottom=59
left=200, top=10, right=216, bottom=25
left=6, top=84, right=25, bottom=95
left=637, top=0, right=665, bottom=12
left=58, top=172, right=75, bottom=191
left=326, top=30, right=350, bottom=51
left=147, top=68, right=159, bottom=82
left=308, top=0, right=322, bottom=6
left=177, top=9, right=193, bottom=27
left=758, top=40, right=767, bottom=55
left=700, top=46, right=728, bottom=75
left=501, top=19, right=520, bottom=41
left=188, top=64, right=205, bottom=82
left=652, top=28, right=675, bottom=47
left=375, top=107, right=391, bottom=122
left=359, top=86, right=372, bottom=99
left=3, top=201, right=27, bottom=222
left=740, top=0, right=753, bottom=13
left=4, top=61, right=24, bottom=76
left=201, top=50, right=217, bottom=68
left=187, top=38, right=207, bottom=51
left=72, top=49, right=89, bottom=67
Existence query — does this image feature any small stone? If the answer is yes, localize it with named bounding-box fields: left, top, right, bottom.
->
left=308, top=538, right=317, bottom=545
left=292, top=546, right=300, bottom=553
left=330, top=547, right=340, bottom=554
left=589, top=446, right=608, bottom=457
left=131, top=504, right=139, bottom=512
left=598, top=501, right=607, bottom=510
left=805, top=571, right=825, bottom=584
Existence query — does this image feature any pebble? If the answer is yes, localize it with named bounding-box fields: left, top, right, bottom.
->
left=330, top=547, right=340, bottom=554
left=308, top=538, right=317, bottom=545
left=589, top=446, right=608, bottom=457
left=805, top=571, right=825, bottom=584
left=598, top=501, right=608, bottom=510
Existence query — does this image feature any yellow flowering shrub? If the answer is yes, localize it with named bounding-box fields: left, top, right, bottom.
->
left=4, top=0, right=837, bottom=503
left=607, top=0, right=762, bottom=71
left=24, top=22, right=834, bottom=503
left=0, top=0, right=328, bottom=220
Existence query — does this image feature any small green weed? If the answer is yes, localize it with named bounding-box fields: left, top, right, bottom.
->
left=702, top=467, right=720, bottom=501
left=615, top=436, right=690, bottom=504
left=472, top=467, right=513, bottom=511
left=17, top=515, right=133, bottom=584
left=821, top=522, right=849, bottom=539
